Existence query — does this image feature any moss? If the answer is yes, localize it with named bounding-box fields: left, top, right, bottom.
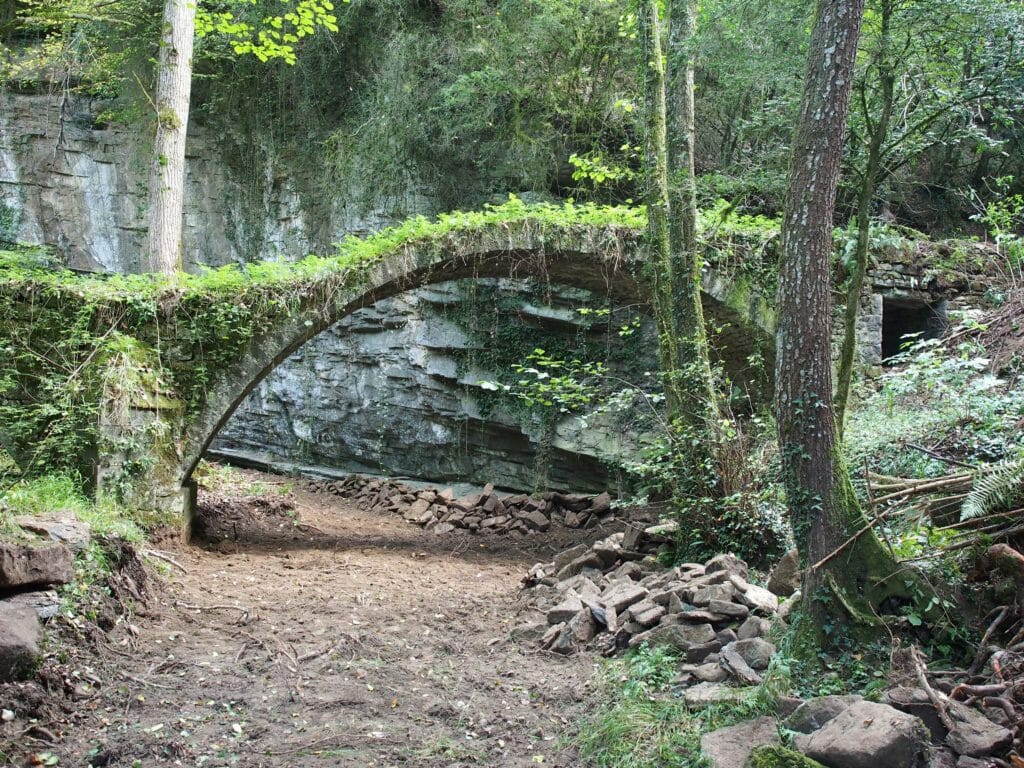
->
left=747, top=746, right=828, bottom=768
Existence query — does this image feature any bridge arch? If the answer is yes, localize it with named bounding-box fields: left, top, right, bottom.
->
left=178, top=222, right=651, bottom=486
left=177, top=219, right=774, bottom=502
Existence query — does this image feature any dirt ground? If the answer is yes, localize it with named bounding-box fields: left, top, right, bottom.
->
left=3, top=470, right=620, bottom=767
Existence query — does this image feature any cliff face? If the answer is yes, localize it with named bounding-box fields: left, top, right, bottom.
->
left=0, top=93, right=408, bottom=271
left=1, top=92, right=640, bottom=491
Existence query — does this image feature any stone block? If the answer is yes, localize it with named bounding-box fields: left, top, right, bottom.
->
left=793, top=700, right=928, bottom=768
left=0, top=604, right=42, bottom=682
left=0, top=542, right=74, bottom=589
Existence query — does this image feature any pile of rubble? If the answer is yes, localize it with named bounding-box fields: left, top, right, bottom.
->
left=309, top=474, right=617, bottom=534
left=515, top=525, right=801, bottom=689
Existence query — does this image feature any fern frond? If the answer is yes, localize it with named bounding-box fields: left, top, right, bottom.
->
left=961, top=457, right=1024, bottom=521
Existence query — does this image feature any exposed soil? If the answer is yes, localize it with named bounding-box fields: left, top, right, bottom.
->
left=3, top=470, right=620, bottom=767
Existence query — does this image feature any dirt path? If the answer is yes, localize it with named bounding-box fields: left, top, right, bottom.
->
left=13, top=471, right=611, bottom=767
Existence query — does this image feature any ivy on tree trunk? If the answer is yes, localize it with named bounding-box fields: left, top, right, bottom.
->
left=641, top=0, right=721, bottom=505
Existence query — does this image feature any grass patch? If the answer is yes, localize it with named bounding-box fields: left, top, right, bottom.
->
left=576, top=645, right=779, bottom=768
left=0, top=472, right=145, bottom=541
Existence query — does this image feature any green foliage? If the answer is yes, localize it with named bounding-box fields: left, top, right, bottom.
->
left=778, top=608, right=891, bottom=698
left=961, top=454, right=1024, bottom=521
left=747, top=746, right=827, bottom=768
left=0, top=472, right=145, bottom=540
left=196, top=0, right=344, bottom=65
left=971, top=175, right=1024, bottom=265
left=483, top=348, right=608, bottom=413
left=847, top=331, right=1024, bottom=478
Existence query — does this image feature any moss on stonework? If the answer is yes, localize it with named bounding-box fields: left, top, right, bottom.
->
left=747, top=746, right=828, bottom=768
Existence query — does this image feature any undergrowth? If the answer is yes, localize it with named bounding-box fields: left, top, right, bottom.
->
left=576, top=645, right=779, bottom=768
left=0, top=473, right=146, bottom=541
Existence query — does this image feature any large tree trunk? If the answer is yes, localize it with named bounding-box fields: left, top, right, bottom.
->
left=144, top=0, right=196, bottom=275
left=639, top=0, right=677, bottom=415
left=641, top=0, right=721, bottom=506
left=776, top=0, right=897, bottom=622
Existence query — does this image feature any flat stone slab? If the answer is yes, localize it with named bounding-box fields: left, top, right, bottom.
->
left=0, top=604, right=42, bottom=682
left=700, top=716, right=779, bottom=768
left=945, top=700, right=1012, bottom=758
left=600, top=581, right=648, bottom=614
left=2, top=590, right=61, bottom=620
left=16, top=514, right=92, bottom=552
left=0, top=542, right=74, bottom=589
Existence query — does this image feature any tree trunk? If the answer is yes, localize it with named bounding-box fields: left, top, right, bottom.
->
left=835, top=0, right=895, bottom=431
left=666, top=0, right=720, bottom=498
left=776, top=0, right=897, bottom=623
left=639, top=0, right=678, bottom=417
left=144, top=0, right=196, bottom=275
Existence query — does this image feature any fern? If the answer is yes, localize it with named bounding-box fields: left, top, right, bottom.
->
left=961, top=457, right=1024, bottom=521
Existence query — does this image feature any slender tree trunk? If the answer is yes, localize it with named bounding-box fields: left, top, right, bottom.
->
left=835, top=0, right=895, bottom=431
left=639, top=0, right=679, bottom=418
left=144, top=0, right=196, bottom=275
left=667, top=0, right=720, bottom=498
left=776, top=0, right=896, bottom=619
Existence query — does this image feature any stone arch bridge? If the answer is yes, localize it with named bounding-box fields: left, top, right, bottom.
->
left=1, top=209, right=804, bottom=532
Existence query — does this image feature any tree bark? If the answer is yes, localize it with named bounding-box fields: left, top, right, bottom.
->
left=776, top=0, right=896, bottom=616
left=144, top=0, right=196, bottom=275
left=639, top=0, right=678, bottom=415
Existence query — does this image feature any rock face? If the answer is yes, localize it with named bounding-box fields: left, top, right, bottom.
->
left=213, top=281, right=656, bottom=492
left=0, top=604, right=42, bottom=682
left=0, top=542, right=74, bottom=589
left=0, top=93, right=395, bottom=272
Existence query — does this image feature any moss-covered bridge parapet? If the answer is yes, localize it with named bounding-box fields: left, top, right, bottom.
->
left=0, top=200, right=782, bottom=527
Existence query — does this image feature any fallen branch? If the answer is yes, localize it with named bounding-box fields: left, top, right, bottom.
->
left=911, top=645, right=956, bottom=732
left=970, top=606, right=1011, bottom=676
left=175, top=600, right=256, bottom=624
left=144, top=549, right=187, bottom=574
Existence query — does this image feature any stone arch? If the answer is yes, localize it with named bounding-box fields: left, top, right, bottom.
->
left=178, top=224, right=651, bottom=486
left=152, top=220, right=772, bottom=525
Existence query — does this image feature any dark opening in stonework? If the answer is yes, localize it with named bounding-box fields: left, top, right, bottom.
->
left=882, top=297, right=948, bottom=361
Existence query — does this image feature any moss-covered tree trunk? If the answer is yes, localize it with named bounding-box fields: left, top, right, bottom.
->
left=835, top=0, right=896, bottom=431
left=666, top=0, right=720, bottom=500
left=641, top=0, right=721, bottom=503
left=776, top=0, right=899, bottom=624
left=639, top=0, right=678, bottom=414
left=144, top=0, right=196, bottom=275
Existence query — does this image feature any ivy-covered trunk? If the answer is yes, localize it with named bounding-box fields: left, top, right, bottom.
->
left=667, top=0, right=720, bottom=499
left=641, top=0, right=721, bottom=506
left=144, top=0, right=196, bottom=275
left=639, top=0, right=677, bottom=412
left=776, top=0, right=898, bottom=626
